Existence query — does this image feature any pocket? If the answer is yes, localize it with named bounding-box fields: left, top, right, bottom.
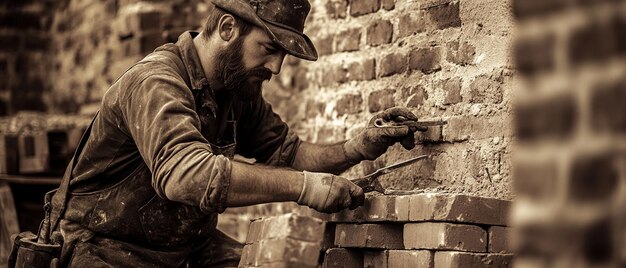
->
left=138, top=195, right=211, bottom=247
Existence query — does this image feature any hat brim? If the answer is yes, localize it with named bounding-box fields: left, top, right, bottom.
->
left=212, top=0, right=318, bottom=61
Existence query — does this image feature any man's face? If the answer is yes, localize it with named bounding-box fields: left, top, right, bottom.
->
left=215, top=27, right=286, bottom=102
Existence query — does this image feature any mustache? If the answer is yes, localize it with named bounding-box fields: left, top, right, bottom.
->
left=246, top=68, right=273, bottom=81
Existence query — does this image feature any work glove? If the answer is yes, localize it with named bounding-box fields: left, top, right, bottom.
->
left=297, top=171, right=365, bottom=213
left=344, top=107, right=427, bottom=163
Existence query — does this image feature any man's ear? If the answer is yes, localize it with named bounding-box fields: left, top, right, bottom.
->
left=217, top=14, right=239, bottom=42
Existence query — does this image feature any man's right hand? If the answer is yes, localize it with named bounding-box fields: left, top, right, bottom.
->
left=297, top=171, right=365, bottom=213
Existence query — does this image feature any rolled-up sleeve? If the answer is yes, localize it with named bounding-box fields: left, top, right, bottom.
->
left=119, top=64, right=229, bottom=213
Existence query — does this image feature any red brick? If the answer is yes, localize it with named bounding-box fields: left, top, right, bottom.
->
left=399, top=13, right=426, bottom=38
left=335, top=28, right=361, bottom=52
left=330, top=195, right=411, bottom=222
left=442, top=78, right=462, bottom=105
left=335, top=224, right=404, bottom=249
left=368, top=89, right=395, bottom=113
left=447, top=40, right=476, bottom=66
left=379, top=53, right=407, bottom=77
left=350, top=0, right=381, bottom=17
left=409, top=47, right=442, bottom=74
left=323, top=248, right=363, bottom=268
left=470, top=74, right=503, bottom=104
left=424, top=2, right=461, bottom=30
left=366, top=20, right=393, bottom=47
left=404, top=222, right=487, bottom=252
left=336, top=93, right=363, bottom=116
left=326, top=0, right=348, bottom=19
left=388, top=250, right=432, bottom=268
left=347, top=59, right=376, bottom=81
left=434, top=251, right=513, bottom=268
left=257, top=238, right=321, bottom=266
left=488, top=226, right=511, bottom=253
left=408, top=193, right=511, bottom=226
left=382, top=0, right=395, bottom=10
left=514, top=33, right=556, bottom=76
left=364, top=251, right=388, bottom=268
left=314, top=35, right=334, bottom=56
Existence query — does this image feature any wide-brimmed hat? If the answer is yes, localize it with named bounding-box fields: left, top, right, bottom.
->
left=211, top=0, right=318, bottom=61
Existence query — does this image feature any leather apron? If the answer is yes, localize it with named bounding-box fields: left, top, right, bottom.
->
left=58, top=45, right=239, bottom=266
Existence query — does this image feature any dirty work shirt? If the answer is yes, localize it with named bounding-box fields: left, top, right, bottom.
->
left=69, top=31, right=301, bottom=213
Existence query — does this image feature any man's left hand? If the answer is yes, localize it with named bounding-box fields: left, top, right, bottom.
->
left=343, top=107, right=426, bottom=163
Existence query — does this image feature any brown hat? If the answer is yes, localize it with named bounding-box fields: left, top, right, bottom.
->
left=211, top=0, right=318, bottom=61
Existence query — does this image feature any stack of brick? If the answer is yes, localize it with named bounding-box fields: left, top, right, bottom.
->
left=239, top=213, right=326, bottom=268
left=320, top=193, right=513, bottom=267
left=511, top=0, right=626, bottom=267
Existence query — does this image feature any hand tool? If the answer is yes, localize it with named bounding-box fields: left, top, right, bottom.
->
left=374, top=117, right=447, bottom=131
left=350, top=155, right=429, bottom=194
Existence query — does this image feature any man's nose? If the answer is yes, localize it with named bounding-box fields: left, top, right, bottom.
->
left=265, top=53, right=286, bottom=75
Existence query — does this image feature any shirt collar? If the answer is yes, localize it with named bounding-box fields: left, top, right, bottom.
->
left=176, top=31, right=209, bottom=91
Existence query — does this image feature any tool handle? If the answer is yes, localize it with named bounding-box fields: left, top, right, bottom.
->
left=350, top=177, right=372, bottom=189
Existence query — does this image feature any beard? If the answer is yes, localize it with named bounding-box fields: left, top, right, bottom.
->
left=215, top=37, right=273, bottom=102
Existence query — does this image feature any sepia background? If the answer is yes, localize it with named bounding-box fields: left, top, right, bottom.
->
left=1, top=0, right=625, bottom=267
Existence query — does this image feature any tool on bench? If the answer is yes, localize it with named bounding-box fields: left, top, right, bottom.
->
left=351, top=155, right=429, bottom=194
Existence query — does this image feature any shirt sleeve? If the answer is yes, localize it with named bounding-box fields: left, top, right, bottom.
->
left=118, top=62, right=230, bottom=214
left=235, top=95, right=301, bottom=167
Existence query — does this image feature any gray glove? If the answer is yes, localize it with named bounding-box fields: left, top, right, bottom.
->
left=344, top=107, right=426, bottom=162
left=297, top=171, right=365, bottom=213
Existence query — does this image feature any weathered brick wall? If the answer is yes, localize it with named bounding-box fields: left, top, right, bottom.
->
left=511, top=0, right=626, bottom=267
left=266, top=0, right=515, bottom=199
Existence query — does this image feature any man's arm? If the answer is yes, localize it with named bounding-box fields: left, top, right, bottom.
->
left=225, top=161, right=303, bottom=206
left=291, top=142, right=352, bottom=175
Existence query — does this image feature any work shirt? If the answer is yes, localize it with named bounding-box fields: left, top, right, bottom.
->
left=69, top=31, right=301, bottom=213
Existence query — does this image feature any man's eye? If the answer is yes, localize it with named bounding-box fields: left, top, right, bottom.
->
left=264, top=46, right=277, bottom=54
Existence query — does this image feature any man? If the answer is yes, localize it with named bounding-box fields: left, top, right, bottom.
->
left=45, top=0, right=425, bottom=266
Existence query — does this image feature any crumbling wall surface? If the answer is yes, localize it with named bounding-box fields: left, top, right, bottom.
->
left=266, top=0, right=515, bottom=200
left=511, top=0, right=626, bottom=267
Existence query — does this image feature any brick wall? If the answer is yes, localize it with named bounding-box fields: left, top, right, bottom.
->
left=511, top=0, right=626, bottom=267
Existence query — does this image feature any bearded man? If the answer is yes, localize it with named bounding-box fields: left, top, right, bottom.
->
left=41, top=0, right=424, bottom=266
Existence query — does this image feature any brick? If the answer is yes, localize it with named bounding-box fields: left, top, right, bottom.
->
left=368, top=89, right=395, bottom=113
left=0, top=135, right=19, bottom=174
left=409, top=47, right=442, bottom=74
left=347, top=59, right=376, bottom=81
left=442, top=78, right=462, bottom=105
left=399, top=13, right=426, bottom=38
left=366, top=20, right=393, bottom=47
left=382, top=0, right=395, bottom=10
left=447, top=41, right=476, bottom=66
left=404, top=222, right=487, bottom=252
left=514, top=93, right=577, bottom=142
left=335, top=224, right=404, bottom=249
left=514, top=33, right=556, bottom=76
left=326, top=0, right=348, bottom=19
left=257, top=238, right=320, bottom=266
left=488, top=226, right=511, bottom=253
left=321, top=65, right=348, bottom=87
left=591, top=79, right=626, bottom=134
left=379, top=53, right=407, bottom=77
left=434, top=251, right=513, bottom=268
left=408, top=193, right=511, bottom=226
left=323, top=248, right=363, bottom=268
left=18, top=133, right=49, bottom=174
left=568, top=152, right=619, bottom=203
left=364, top=251, right=388, bottom=268
left=568, top=21, right=615, bottom=65
left=260, top=213, right=326, bottom=243
left=314, top=35, right=334, bottom=56
left=330, top=195, right=411, bottom=222
left=320, top=223, right=336, bottom=251
left=470, top=74, right=503, bottom=104
left=336, top=93, right=363, bottom=116
left=388, top=250, right=432, bottom=268
left=424, top=2, right=461, bottom=30
left=350, top=0, right=381, bottom=17
left=335, top=28, right=361, bottom=52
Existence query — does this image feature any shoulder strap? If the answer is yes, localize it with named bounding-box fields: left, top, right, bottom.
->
left=43, top=112, right=98, bottom=243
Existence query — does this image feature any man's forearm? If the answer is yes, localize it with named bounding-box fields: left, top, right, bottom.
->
left=291, top=141, right=356, bottom=175
left=225, top=160, right=304, bottom=207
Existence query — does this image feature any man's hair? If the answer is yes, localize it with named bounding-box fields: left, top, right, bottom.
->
left=201, top=4, right=253, bottom=40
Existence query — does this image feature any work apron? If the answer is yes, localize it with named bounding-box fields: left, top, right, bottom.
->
left=54, top=45, right=241, bottom=267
